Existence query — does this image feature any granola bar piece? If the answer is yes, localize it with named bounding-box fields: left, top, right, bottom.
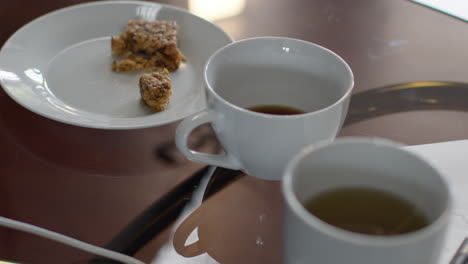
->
left=139, top=69, right=172, bottom=112
left=111, top=20, right=186, bottom=73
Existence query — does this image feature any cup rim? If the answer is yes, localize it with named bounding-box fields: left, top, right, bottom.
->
left=203, top=37, right=355, bottom=119
left=282, top=137, right=452, bottom=247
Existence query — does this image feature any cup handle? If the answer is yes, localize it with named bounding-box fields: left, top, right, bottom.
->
left=176, top=110, right=242, bottom=170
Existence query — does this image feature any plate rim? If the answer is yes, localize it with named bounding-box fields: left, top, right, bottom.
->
left=0, top=0, right=234, bottom=129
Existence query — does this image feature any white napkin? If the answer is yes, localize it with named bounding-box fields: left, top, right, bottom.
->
left=407, top=140, right=468, bottom=263
left=410, top=0, right=468, bottom=22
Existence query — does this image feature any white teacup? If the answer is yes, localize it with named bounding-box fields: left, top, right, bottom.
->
left=176, top=37, right=353, bottom=180
left=282, top=138, right=452, bottom=264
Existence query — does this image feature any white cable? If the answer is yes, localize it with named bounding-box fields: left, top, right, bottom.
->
left=0, top=216, right=145, bottom=264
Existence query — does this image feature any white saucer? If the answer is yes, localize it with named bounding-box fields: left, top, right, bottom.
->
left=0, top=1, right=232, bottom=129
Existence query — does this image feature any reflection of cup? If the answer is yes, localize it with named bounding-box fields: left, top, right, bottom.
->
left=282, top=138, right=452, bottom=264
left=173, top=175, right=281, bottom=264
left=176, top=37, right=354, bottom=180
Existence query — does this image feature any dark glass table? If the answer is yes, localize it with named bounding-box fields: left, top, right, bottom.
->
left=0, top=0, right=467, bottom=263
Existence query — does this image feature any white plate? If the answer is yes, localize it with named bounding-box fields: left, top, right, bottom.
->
left=0, top=1, right=233, bottom=129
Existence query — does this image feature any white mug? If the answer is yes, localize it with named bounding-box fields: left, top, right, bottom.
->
left=282, top=138, right=452, bottom=264
left=176, top=37, right=354, bottom=180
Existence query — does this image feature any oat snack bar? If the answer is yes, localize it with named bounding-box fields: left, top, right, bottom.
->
left=139, top=69, right=172, bottom=112
left=111, top=20, right=186, bottom=73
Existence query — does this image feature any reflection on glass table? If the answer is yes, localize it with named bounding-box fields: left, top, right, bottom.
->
left=92, top=82, right=468, bottom=264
